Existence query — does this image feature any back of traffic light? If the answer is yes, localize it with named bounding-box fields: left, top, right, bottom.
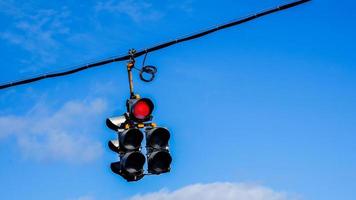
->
left=106, top=52, right=172, bottom=182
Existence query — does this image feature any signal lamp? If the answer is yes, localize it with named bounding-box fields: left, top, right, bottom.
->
left=120, top=128, right=143, bottom=151
left=120, top=151, right=146, bottom=174
left=108, top=128, right=145, bottom=181
left=147, top=151, right=172, bottom=174
left=110, top=151, right=145, bottom=182
left=127, top=98, right=154, bottom=122
left=146, top=127, right=170, bottom=149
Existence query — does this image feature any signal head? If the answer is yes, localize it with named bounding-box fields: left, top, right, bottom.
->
left=146, top=127, right=170, bottom=149
left=127, top=98, right=154, bottom=122
left=147, top=150, right=172, bottom=174
left=120, top=128, right=144, bottom=151
left=145, top=127, right=172, bottom=175
left=121, top=151, right=146, bottom=174
left=110, top=151, right=145, bottom=182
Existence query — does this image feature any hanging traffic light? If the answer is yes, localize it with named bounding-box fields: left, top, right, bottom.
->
left=105, top=50, right=174, bottom=182
left=145, top=127, right=172, bottom=174
left=106, top=94, right=173, bottom=181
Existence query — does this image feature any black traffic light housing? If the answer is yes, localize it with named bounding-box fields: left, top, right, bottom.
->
left=107, top=94, right=172, bottom=182
left=109, top=128, right=146, bottom=182
left=145, top=127, right=172, bottom=174
left=106, top=114, right=147, bottom=182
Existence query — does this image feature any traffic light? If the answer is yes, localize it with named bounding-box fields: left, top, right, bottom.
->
left=127, top=98, right=154, bottom=122
left=109, top=128, right=146, bottom=182
left=106, top=115, right=146, bottom=182
left=106, top=96, right=172, bottom=181
left=145, top=127, right=172, bottom=174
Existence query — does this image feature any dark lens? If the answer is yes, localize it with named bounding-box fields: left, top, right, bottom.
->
left=124, top=152, right=145, bottom=173
left=148, top=128, right=170, bottom=148
left=148, top=151, right=172, bottom=174
left=121, top=129, right=143, bottom=150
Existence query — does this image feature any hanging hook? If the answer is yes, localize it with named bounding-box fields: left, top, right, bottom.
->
left=140, top=66, right=157, bottom=82
left=139, top=52, right=157, bottom=82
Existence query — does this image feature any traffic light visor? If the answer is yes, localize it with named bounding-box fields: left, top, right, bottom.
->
left=106, top=115, right=127, bottom=131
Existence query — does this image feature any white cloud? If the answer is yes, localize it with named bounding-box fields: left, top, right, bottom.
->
left=129, top=182, right=298, bottom=200
left=95, top=0, right=163, bottom=23
left=0, top=98, right=107, bottom=163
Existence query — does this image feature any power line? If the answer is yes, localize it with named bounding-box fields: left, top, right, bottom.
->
left=0, top=0, right=311, bottom=90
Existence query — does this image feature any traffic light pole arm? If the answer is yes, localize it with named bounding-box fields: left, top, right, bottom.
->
left=0, top=0, right=311, bottom=90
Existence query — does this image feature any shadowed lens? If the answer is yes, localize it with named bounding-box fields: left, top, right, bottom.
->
left=124, top=151, right=146, bottom=173
left=148, top=151, right=172, bottom=174
left=147, top=128, right=170, bottom=148
left=121, top=129, right=143, bottom=150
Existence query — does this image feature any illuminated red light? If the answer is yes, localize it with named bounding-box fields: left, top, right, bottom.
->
left=132, top=99, right=153, bottom=120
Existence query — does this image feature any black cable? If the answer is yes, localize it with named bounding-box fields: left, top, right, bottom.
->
left=142, top=52, right=148, bottom=67
left=0, top=0, right=311, bottom=90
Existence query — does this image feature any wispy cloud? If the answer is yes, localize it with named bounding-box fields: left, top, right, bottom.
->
left=0, top=2, right=71, bottom=68
left=0, top=0, right=25, bottom=18
left=95, top=0, right=163, bottom=23
left=0, top=98, right=107, bottom=163
left=167, top=0, right=195, bottom=13
left=0, top=0, right=195, bottom=72
left=129, top=182, right=298, bottom=200
left=68, top=195, right=95, bottom=200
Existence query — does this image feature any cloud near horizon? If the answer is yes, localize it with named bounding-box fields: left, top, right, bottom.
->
left=128, top=182, right=298, bottom=200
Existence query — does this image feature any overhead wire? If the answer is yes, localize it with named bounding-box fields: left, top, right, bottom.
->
left=0, top=0, right=311, bottom=90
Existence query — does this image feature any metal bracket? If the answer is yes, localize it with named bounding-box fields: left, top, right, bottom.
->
left=127, top=49, right=136, bottom=98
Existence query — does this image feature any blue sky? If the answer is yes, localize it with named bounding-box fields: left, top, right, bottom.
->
left=0, top=0, right=355, bottom=200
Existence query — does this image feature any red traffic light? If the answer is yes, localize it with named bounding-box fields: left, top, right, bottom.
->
left=129, top=98, right=154, bottom=122
left=133, top=100, right=151, bottom=119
